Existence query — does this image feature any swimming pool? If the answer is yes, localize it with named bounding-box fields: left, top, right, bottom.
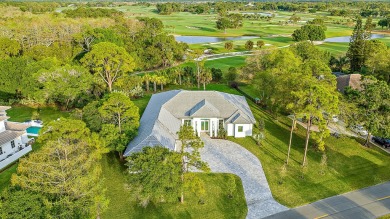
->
left=26, top=126, right=41, bottom=136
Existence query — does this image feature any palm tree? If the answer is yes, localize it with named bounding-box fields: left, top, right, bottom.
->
left=150, top=75, right=159, bottom=93
left=159, top=76, right=168, bottom=91
left=173, top=67, right=182, bottom=85
left=336, top=56, right=349, bottom=73
left=143, top=74, right=152, bottom=92
left=200, top=67, right=212, bottom=90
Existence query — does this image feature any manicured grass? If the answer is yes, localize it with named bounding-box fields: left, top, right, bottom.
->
left=206, top=56, right=247, bottom=71
left=230, top=101, right=390, bottom=207
left=132, top=94, right=152, bottom=115
left=6, top=106, right=70, bottom=123
left=101, top=154, right=247, bottom=219
left=178, top=56, right=247, bottom=72
left=317, top=42, right=349, bottom=56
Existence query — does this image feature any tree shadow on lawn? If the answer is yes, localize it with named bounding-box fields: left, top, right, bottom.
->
left=325, top=145, right=385, bottom=189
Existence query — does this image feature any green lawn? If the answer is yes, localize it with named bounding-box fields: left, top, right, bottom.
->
left=231, top=101, right=390, bottom=207
left=317, top=42, right=349, bottom=56
left=0, top=165, right=17, bottom=192
left=6, top=106, right=70, bottom=123
left=101, top=154, right=247, bottom=219
left=133, top=94, right=152, bottom=115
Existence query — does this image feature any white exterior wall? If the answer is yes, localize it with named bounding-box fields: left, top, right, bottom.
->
left=182, top=118, right=219, bottom=137
left=181, top=119, right=253, bottom=138
left=0, top=121, right=5, bottom=132
left=234, top=124, right=253, bottom=138
left=0, top=135, right=25, bottom=161
left=0, top=145, right=32, bottom=170
left=227, top=124, right=235, bottom=136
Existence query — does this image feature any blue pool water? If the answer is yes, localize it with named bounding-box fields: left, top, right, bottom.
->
left=26, top=126, right=41, bottom=135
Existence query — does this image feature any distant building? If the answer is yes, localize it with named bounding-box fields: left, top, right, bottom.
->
left=0, top=106, right=32, bottom=170
left=336, top=74, right=362, bottom=93
left=124, top=90, right=256, bottom=155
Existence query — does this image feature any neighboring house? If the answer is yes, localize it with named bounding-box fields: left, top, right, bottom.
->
left=336, top=73, right=362, bottom=93
left=0, top=106, right=32, bottom=170
left=124, top=90, right=256, bottom=155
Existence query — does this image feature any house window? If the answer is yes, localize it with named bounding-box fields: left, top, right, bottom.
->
left=184, top=119, right=192, bottom=126
left=237, top=126, right=243, bottom=132
left=11, top=140, right=15, bottom=148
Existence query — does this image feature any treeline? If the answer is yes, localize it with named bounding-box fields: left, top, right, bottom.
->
left=156, top=2, right=211, bottom=15
left=0, top=15, right=187, bottom=105
left=156, top=1, right=390, bottom=15
left=0, top=2, right=60, bottom=13
left=63, top=7, right=123, bottom=18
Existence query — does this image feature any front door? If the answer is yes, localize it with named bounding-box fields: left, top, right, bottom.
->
left=200, top=120, right=209, bottom=132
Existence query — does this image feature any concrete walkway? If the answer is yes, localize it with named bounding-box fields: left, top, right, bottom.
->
left=265, top=181, right=390, bottom=219
left=199, top=135, right=288, bottom=219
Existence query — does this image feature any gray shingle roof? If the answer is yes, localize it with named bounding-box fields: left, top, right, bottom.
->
left=188, top=99, right=220, bottom=117
left=226, top=110, right=251, bottom=124
left=0, top=130, right=24, bottom=146
left=336, top=74, right=362, bottom=93
left=5, top=122, right=30, bottom=131
left=124, top=90, right=181, bottom=156
left=124, top=90, right=256, bottom=156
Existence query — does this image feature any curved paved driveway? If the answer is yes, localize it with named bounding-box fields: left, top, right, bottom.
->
left=200, top=136, right=288, bottom=219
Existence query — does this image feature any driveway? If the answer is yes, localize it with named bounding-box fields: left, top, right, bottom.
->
left=199, top=135, right=288, bottom=219
left=264, top=181, right=390, bottom=219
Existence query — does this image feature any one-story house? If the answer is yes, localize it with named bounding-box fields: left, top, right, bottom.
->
left=124, top=90, right=256, bottom=156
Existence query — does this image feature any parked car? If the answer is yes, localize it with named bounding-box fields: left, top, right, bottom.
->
left=323, top=112, right=339, bottom=123
left=372, top=136, right=390, bottom=148
left=350, top=125, right=368, bottom=136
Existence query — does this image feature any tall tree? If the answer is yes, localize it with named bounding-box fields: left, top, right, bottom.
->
left=365, top=40, right=390, bottom=84
left=126, top=146, right=182, bottom=207
left=82, top=101, right=103, bottom=132
left=293, top=80, right=338, bottom=166
left=81, top=42, right=136, bottom=92
left=347, top=17, right=366, bottom=72
left=351, top=76, right=390, bottom=146
left=12, top=120, right=108, bottom=219
left=177, top=125, right=209, bottom=203
left=199, top=66, right=212, bottom=90
left=37, top=65, right=93, bottom=109
left=143, top=74, right=152, bottom=92
left=99, top=92, right=140, bottom=159
left=38, top=118, right=91, bottom=145
left=216, top=17, right=230, bottom=33
left=0, top=188, right=48, bottom=219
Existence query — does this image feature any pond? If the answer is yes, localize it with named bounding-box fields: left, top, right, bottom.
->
left=175, top=36, right=258, bottom=44
left=324, top=34, right=386, bottom=43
